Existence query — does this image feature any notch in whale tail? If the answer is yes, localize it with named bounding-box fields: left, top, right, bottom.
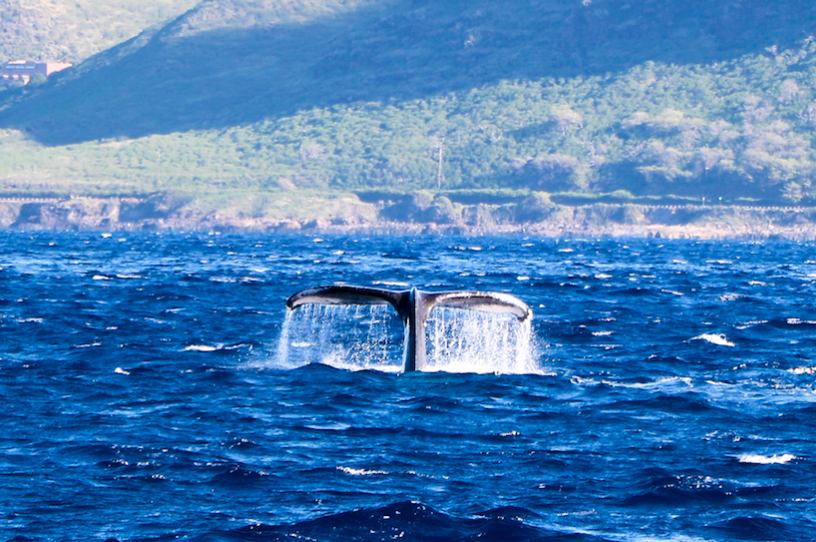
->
left=286, top=285, right=532, bottom=372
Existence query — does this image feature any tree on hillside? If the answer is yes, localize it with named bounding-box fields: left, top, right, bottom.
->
left=515, top=153, right=584, bottom=192
left=550, top=105, right=583, bottom=136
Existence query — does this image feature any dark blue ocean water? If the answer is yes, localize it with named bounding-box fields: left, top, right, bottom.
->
left=2, top=232, right=815, bottom=542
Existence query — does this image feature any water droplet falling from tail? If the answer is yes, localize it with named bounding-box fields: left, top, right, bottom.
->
left=275, top=304, right=404, bottom=371
left=274, top=303, right=538, bottom=373
left=426, top=307, right=536, bottom=374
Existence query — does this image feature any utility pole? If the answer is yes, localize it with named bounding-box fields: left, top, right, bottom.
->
left=436, top=141, right=444, bottom=190
left=156, top=149, right=162, bottom=188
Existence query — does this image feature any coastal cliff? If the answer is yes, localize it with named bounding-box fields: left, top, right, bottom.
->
left=3, top=192, right=816, bottom=240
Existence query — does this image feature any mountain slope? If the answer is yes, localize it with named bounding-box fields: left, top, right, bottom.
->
left=0, top=0, right=815, bottom=202
left=0, top=0, right=199, bottom=63
left=3, top=0, right=814, bottom=143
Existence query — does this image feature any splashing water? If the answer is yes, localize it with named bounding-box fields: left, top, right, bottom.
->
left=276, top=304, right=404, bottom=371
left=425, top=307, right=536, bottom=374
left=275, top=303, right=537, bottom=374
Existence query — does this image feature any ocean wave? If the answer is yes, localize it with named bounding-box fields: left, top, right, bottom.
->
left=210, top=465, right=274, bottom=487
left=217, top=501, right=606, bottom=542
left=710, top=515, right=803, bottom=540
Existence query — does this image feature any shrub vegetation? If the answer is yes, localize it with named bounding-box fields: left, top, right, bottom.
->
left=0, top=0, right=815, bottom=205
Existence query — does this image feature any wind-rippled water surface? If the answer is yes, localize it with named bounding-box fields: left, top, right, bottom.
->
left=1, top=232, right=815, bottom=541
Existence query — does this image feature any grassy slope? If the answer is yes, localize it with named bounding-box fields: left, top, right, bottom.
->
left=0, top=0, right=815, bottom=208
left=0, top=0, right=199, bottom=63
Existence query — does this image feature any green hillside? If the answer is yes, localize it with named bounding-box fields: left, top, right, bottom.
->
left=0, top=0, right=199, bottom=63
left=0, top=0, right=815, bottom=205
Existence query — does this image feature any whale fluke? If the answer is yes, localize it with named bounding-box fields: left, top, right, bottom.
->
left=286, top=285, right=532, bottom=372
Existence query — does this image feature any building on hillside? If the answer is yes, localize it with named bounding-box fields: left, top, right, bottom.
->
left=1, top=60, right=73, bottom=85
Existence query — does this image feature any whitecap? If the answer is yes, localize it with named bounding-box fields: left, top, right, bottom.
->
left=789, top=366, right=816, bottom=375
left=318, top=352, right=402, bottom=373
left=92, top=275, right=111, bottom=280
left=735, top=319, right=768, bottom=330
left=18, top=317, right=43, bottom=324
left=691, top=333, right=735, bottom=347
left=718, top=293, right=742, bottom=302
left=738, top=453, right=796, bottom=464
left=662, top=289, right=684, bottom=296
left=114, top=367, right=130, bottom=375
left=183, top=344, right=219, bottom=352
left=786, top=318, right=816, bottom=326
left=598, top=376, right=693, bottom=390
left=337, top=466, right=388, bottom=476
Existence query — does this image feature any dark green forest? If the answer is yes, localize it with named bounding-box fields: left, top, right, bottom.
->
left=1, top=0, right=815, bottom=205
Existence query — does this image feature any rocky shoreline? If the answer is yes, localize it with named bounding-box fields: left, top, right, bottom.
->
left=2, top=193, right=816, bottom=240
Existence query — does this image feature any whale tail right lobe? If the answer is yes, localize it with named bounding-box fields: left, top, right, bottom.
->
left=286, top=285, right=532, bottom=372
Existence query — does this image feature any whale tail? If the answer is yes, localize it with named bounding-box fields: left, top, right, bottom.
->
left=286, top=285, right=532, bottom=372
